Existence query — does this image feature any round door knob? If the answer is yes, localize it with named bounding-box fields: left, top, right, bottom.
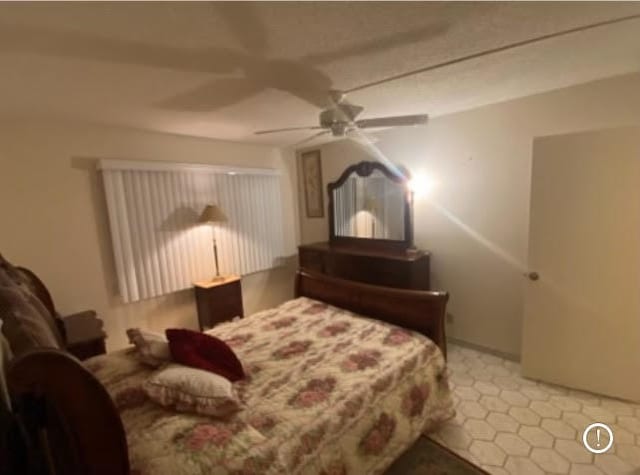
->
left=527, top=272, right=540, bottom=281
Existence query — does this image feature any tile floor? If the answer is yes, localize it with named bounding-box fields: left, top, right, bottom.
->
left=430, top=344, right=640, bottom=475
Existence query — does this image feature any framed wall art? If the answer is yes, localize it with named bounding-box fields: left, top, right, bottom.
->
left=300, top=150, right=324, bottom=218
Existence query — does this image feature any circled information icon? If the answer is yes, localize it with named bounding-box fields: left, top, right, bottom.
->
left=582, top=423, right=613, bottom=454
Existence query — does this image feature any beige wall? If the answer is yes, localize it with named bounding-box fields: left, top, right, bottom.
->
left=0, top=121, right=300, bottom=350
left=296, top=72, right=640, bottom=358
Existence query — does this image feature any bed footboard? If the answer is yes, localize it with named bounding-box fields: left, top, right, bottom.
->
left=295, top=269, right=449, bottom=357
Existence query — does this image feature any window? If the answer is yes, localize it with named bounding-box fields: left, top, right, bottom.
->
left=100, top=160, right=284, bottom=303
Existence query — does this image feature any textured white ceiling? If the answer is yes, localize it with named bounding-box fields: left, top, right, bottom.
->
left=0, top=2, right=639, bottom=147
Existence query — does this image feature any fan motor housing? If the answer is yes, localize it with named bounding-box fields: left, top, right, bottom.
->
left=319, top=103, right=364, bottom=128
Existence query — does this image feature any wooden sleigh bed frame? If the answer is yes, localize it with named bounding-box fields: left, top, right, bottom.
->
left=7, top=270, right=449, bottom=475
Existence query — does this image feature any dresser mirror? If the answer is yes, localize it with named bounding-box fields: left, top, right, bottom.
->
left=328, top=161, right=413, bottom=250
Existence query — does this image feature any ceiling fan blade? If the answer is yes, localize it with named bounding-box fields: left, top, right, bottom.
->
left=213, top=3, right=268, bottom=57
left=255, top=126, right=324, bottom=135
left=157, top=78, right=262, bottom=112
left=347, top=128, right=379, bottom=145
left=356, top=114, right=428, bottom=129
left=292, top=131, right=330, bottom=147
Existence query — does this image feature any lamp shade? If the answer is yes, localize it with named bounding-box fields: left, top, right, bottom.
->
left=199, top=204, right=227, bottom=223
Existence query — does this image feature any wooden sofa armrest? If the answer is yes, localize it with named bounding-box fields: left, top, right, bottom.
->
left=7, top=349, right=129, bottom=474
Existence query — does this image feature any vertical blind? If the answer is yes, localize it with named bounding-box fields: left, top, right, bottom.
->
left=100, top=160, right=284, bottom=303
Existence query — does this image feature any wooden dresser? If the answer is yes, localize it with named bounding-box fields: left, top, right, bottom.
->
left=298, top=242, right=430, bottom=290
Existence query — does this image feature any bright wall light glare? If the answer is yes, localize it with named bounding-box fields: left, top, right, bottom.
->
left=408, top=173, right=436, bottom=197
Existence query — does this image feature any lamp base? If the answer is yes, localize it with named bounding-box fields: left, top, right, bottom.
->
left=210, top=275, right=226, bottom=283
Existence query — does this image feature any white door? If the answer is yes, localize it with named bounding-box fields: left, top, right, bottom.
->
left=522, top=127, right=640, bottom=402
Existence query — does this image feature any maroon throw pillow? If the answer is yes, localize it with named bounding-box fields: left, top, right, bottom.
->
left=166, top=329, right=245, bottom=382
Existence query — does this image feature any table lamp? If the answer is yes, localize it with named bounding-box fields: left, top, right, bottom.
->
left=199, top=204, right=227, bottom=281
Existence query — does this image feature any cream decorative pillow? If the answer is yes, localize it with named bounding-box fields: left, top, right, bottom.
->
left=143, top=364, right=242, bottom=417
left=126, top=328, right=170, bottom=367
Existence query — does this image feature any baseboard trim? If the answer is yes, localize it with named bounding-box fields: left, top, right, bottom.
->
left=447, top=337, right=520, bottom=363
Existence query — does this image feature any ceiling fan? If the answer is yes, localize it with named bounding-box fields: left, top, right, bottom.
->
left=254, top=89, right=428, bottom=145
left=253, top=12, right=640, bottom=146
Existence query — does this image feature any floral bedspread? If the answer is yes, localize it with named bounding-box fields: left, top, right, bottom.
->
left=87, top=297, right=454, bottom=475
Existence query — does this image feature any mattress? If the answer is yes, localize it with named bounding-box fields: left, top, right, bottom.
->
left=87, top=297, right=454, bottom=475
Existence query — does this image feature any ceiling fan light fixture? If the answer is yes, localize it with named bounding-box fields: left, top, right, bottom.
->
left=330, top=123, right=347, bottom=136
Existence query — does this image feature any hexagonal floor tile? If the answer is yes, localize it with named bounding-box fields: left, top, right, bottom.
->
left=599, top=399, right=635, bottom=416
left=530, top=401, right=562, bottom=419
left=509, top=407, right=541, bottom=426
left=451, top=371, right=475, bottom=387
left=501, top=390, right=531, bottom=407
left=617, top=416, right=640, bottom=435
left=569, top=464, right=605, bottom=475
left=480, top=395, right=510, bottom=413
left=494, top=433, right=531, bottom=457
left=610, top=425, right=635, bottom=445
left=594, top=454, right=633, bottom=475
left=569, top=389, right=601, bottom=406
left=469, top=440, right=507, bottom=466
left=475, top=381, right=501, bottom=396
left=505, top=456, right=545, bottom=475
left=530, top=448, right=570, bottom=474
left=459, top=400, right=489, bottom=419
left=615, top=444, right=640, bottom=467
left=562, top=411, right=592, bottom=432
left=458, top=386, right=481, bottom=401
left=464, top=419, right=497, bottom=441
left=582, top=405, right=616, bottom=424
left=522, top=387, right=551, bottom=402
left=541, top=419, right=577, bottom=440
left=540, top=383, right=570, bottom=396
left=479, top=353, right=504, bottom=366
left=473, top=369, right=496, bottom=382
left=487, top=413, right=519, bottom=433
left=486, top=365, right=512, bottom=378
left=549, top=395, right=582, bottom=412
left=447, top=361, right=468, bottom=374
left=493, top=376, right=521, bottom=391
left=466, top=358, right=487, bottom=371
left=555, top=439, right=592, bottom=464
left=436, top=423, right=473, bottom=450
left=503, top=360, right=520, bottom=373
left=447, top=350, right=466, bottom=364
left=519, top=426, right=554, bottom=448
left=445, top=344, right=640, bottom=475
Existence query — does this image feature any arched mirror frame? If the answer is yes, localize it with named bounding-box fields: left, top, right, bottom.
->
left=328, top=160, right=414, bottom=252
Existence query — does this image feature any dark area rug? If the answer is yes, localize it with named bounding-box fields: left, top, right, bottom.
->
left=386, top=436, right=489, bottom=475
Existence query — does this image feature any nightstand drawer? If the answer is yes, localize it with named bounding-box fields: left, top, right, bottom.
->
left=194, top=276, right=244, bottom=330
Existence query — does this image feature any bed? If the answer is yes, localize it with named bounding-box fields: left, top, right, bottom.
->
left=7, top=270, right=454, bottom=475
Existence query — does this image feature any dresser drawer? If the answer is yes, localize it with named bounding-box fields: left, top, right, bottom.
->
left=298, top=243, right=430, bottom=290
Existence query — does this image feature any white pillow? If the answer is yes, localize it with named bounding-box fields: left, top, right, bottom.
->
left=143, top=364, right=242, bottom=417
left=126, top=328, right=170, bottom=367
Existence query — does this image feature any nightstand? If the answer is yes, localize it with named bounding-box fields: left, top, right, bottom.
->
left=63, top=311, right=107, bottom=360
left=194, top=275, right=244, bottom=331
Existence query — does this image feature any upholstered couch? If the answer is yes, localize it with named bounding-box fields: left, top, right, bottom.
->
left=0, top=253, right=106, bottom=474
left=0, top=254, right=104, bottom=358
